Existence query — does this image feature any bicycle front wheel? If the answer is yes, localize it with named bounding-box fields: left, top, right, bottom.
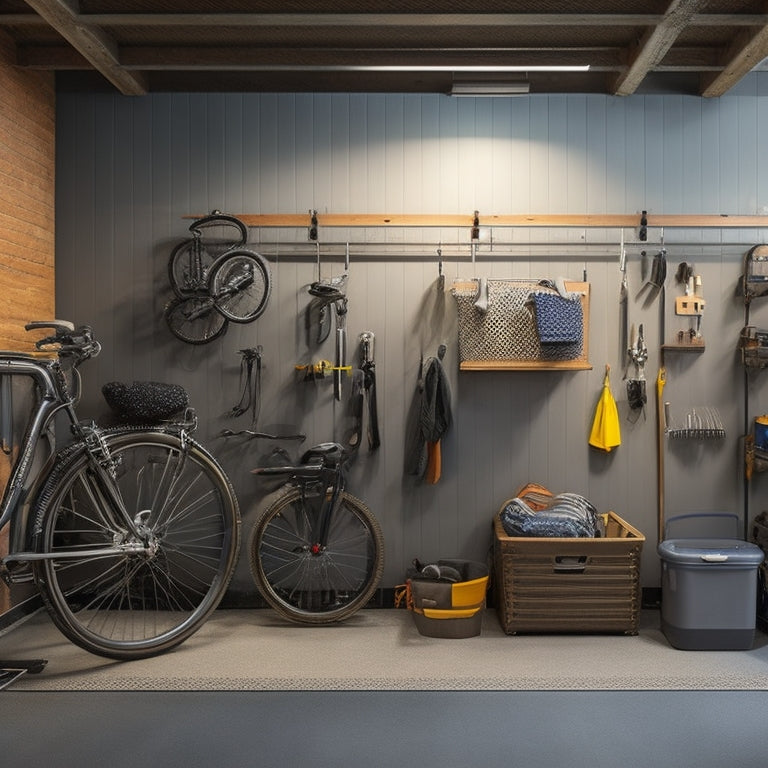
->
left=249, top=488, right=384, bottom=624
left=210, top=249, right=271, bottom=323
left=33, top=430, right=241, bottom=660
left=165, top=294, right=228, bottom=344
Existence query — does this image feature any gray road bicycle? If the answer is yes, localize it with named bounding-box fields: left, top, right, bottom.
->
left=0, top=322, right=240, bottom=660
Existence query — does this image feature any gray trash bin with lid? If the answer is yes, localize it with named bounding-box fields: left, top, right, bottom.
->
left=658, top=513, right=764, bottom=650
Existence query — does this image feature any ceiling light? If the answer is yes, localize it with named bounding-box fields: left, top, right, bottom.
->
left=348, top=65, right=589, bottom=72
left=450, top=81, right=531, bottom=96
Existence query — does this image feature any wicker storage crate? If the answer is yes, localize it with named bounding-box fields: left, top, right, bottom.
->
left=493, top=511, right=645, bottom=635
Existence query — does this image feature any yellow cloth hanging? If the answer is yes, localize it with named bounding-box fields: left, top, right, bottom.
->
left=589, top=364, right=621, bottom=452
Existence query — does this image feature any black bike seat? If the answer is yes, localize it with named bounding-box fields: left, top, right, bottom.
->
left=301, top=442, right=346, bottom=465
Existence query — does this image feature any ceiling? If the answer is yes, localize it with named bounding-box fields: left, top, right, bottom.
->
left=2, top=1, right=768, bottom=97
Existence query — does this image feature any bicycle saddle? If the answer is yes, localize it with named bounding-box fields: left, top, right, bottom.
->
left=301, top=442, right=347, bottom=466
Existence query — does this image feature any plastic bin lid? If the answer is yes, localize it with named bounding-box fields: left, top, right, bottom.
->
left=658, top=538, right=765, bottom=566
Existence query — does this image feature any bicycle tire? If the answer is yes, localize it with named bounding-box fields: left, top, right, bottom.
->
left=168, top=214, right=249, bottom=298
left=209, top=249, right=271, bottom=323
left=165, top=294, right=228, bottom=344
left=32, top=429, right=241, bottom=660
left=249, top=487, right=384, bottom=624
left=189, top=213, right=248, bottom=248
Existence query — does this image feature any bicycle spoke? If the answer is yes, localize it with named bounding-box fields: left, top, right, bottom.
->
left=251, top=489, right=383, bottom=622
left=211, top=250, right=271, bottom=323
left=35, top=432, right=239, bottom=659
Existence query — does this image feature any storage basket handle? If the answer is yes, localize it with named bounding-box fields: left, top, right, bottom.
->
left=553, top=555, right=587, bottom=573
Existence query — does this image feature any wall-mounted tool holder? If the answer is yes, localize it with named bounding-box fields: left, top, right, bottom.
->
left=664, top=403, right=725, bottom=440
left=669, top=262, right=705, bottom=349
left=739, top=244, right=768, bottom=302
left=739, top=326, right=768, bottom=369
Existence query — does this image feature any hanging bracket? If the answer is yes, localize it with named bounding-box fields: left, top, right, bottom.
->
left=308, top=209, right=318, bottom=241
left=471, top=210, right=480, bottom=241
left=639, top=210, right=648, bottom=241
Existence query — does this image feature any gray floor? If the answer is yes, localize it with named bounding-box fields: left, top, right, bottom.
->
left=4, top=689, right=768, bottom=767
left=4, top=607, right=768, bottom=691
left=4, top=606, right=768, bottom=766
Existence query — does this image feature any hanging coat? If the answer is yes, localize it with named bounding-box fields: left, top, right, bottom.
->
left=404, top=355, right=452, bottom=483
left=589, top=365, right=621, bottom=452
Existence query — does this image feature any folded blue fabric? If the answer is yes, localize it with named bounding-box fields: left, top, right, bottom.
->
left=530, top=291, right=583, bottom=344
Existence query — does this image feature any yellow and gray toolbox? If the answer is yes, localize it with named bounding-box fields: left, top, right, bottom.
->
left=399, top=559, right=489, bottom=639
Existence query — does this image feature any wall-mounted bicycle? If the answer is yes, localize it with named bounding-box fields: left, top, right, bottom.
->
left=164, top=212, right=272, bottom=344
left=0, top=322, right=241, bottom=659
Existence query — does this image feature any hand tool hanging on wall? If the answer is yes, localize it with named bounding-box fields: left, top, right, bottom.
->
left=348, top=332, right=381, bottom=452
left=638, top=247, right=667, bottom=306
left=220, top=347, right=305, bottom=441
left=619, top=231, right=629, bottom=369
left=227, top=346, right=263, bottom=422
left=656, top=228, right=668, bottom=544
left=626, top=324, right=648, bottom=415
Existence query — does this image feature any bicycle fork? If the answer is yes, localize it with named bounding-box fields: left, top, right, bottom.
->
left=303, top=473, right=345, bottom=556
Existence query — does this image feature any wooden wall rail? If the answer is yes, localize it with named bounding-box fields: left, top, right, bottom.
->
left=187, top=212, right=768, bottom=229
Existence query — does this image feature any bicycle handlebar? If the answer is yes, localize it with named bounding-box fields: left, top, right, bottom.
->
left=26, top=321, right=102, bottom=363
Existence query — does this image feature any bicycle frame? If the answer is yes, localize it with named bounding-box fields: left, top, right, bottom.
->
left=185, top=229, right=206, bottom=289
left=0, top=353, right=145, bottom=575
left=255, top=451, right=347, bottom=551
left=299, top=465, right=346, bottom=552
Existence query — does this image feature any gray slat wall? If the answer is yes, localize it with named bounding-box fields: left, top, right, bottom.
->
left=54, top=78, right=768, bottom=595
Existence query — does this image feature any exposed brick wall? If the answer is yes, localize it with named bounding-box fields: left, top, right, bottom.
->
left=0, top=29, right=55, bottom=612
left=0, top=28, right=55, bottom=349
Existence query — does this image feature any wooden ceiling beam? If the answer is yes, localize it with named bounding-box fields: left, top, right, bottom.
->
left=20, top=0, right=147, bottom=95
left=701, top=22, right=768, bottom=96
left=611, top=0, right=704, bottom=96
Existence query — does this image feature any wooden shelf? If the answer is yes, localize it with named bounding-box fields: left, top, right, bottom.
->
left=662, top=342, right=705, bottom=353
left=186, top=212, right=768, bottom=229
left=460, top=359, right=593, bottom=371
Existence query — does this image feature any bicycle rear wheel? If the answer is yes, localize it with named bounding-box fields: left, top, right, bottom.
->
left=249, top=487, right=383, bottom=624
left=209, top=249, right=271, bottom=323
left=168, top=215, right=248, bottom=298
left=165, top=294, right=228, bottom=344
left=33, top=430, right=241, bottom=660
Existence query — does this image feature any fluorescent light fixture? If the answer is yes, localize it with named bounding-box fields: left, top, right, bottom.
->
left=346, top=65, right=589, bottom=72
left=451, top=81, right=530, bottom=96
